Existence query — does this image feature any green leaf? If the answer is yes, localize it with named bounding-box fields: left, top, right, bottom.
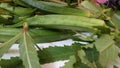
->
left=81, top=1, right=100, bottom=12
left=19, top=32, right=41, bottom=68
left=0, top=57, right=24, bottom=68
left=83, top=35, right=118, bottom=67
left=114, top=35, right=120, bottom=47
left=94, top=35, right=118, bottom=67
left=38, top=45, right=81, bottom=64
left=12, top=15, right=105, bottom=32
left=0, top=33, right=21, bottom=58
left=61, top=56, right=76, bottom=68
left=83, top=46, right=103, bottom=68
left=73, top=62, right=90, bottom=68
left=21, top=0, right=90, bottom=17
left=57, top=43, right=90, bottom=68
left=0, top=3, right=35, bottom=16
left=1, top=43, right=81, bottom=65
left=83, top=46, right=99, bottom=62
left=61, top=55, right=90, bottom=68
left=0, top=45, right=82, bottom=68
left=81, top=1, right=103, bottom=18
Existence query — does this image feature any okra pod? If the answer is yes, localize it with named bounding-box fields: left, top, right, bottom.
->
left=0, top=28, right=73, bottom=43
left=11, top=15, right=105, bottom=32
left=0, top=3, right=35, bottom=16
left=21, top=0, right=90, bottom=17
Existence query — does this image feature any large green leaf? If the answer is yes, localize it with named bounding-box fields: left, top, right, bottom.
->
left=19, top=32, right=41, bottom=68
left=0, top=45, right=82, bottom=68
left=21, top=0, right=90, bottom=17
left=94, top=35, right=118, bottom=67
left=0, top=33, right=21, bottom=58
left=12, top=15, right=105, bottom=32
left=38, top=45, right=80, bottom=64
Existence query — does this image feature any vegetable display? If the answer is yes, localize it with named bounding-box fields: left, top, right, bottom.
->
left=0, top=0, right=120, bottom=68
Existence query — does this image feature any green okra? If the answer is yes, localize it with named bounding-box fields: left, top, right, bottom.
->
left=0, top=16, right=9, bottom=24
left=0, top=28, right=73, bottom=43
left=21, top=0, right=90, bottom=17
left=0, top=3, right=35, bottom=16
left=11, top=15, right=105, bottom=32
left=13, top=0, right=30, bottom=8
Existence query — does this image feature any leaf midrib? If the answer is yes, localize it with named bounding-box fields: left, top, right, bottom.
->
left=100, top=42, right=114, bottom=53
left=24, top=33, right=32, bottom=68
